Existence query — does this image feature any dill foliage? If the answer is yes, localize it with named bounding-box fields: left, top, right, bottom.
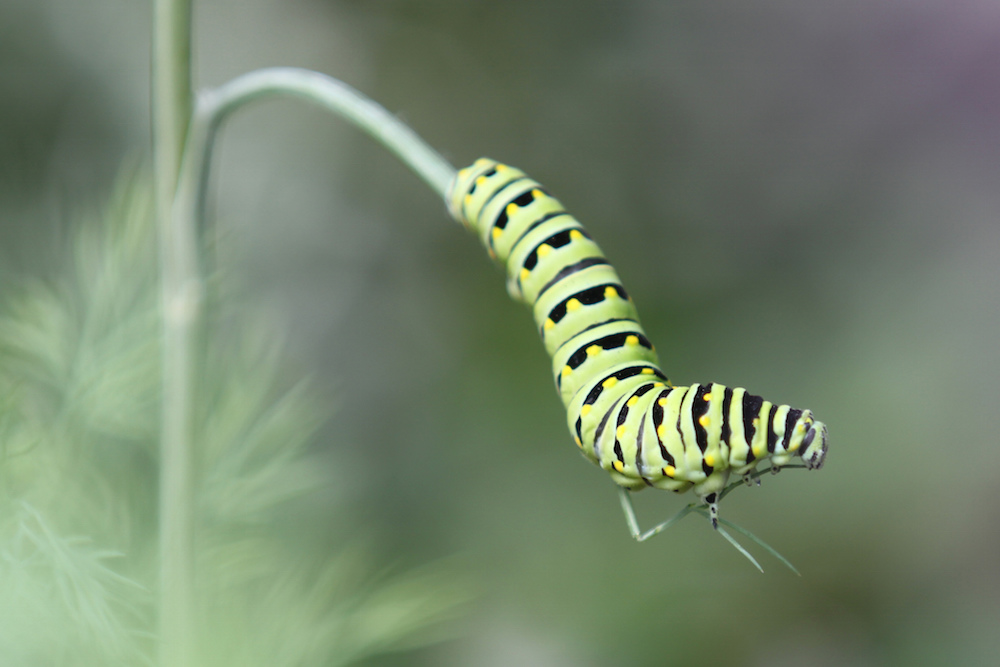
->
left=0, top=171, right=468, bottom=666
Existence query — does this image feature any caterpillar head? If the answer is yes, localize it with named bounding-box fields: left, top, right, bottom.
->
left=798, top=417, right=828, bottom=470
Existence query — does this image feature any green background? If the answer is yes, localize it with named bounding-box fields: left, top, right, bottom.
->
left=3, top=0, right=999, bottom=664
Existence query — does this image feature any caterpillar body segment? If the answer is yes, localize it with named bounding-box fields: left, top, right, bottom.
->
left=447, top=158, right=828, bottom=534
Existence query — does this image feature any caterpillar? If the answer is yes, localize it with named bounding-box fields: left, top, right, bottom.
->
left=446, top=158, right=828, bottom=545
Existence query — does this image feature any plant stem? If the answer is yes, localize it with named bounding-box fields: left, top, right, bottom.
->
left=194, top=67, right=456, bottom=201
left=153, top=0, right=192, bottom=191
left=152, top=1, right=196, bottom=666
left=161, top=64, right=456, bottom=666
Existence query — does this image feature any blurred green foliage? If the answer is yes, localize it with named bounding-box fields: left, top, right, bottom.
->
left=3, top=0, right=1000, bottom=665
left=0, top=173, right=468, bottom=665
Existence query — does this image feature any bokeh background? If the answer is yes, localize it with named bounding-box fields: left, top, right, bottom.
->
left=3, top=0, right=1000, bottom=665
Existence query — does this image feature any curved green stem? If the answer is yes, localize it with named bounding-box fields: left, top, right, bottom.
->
left=169, top=68, right=457, bottom=303
left=192, top=67, right=456, bottom=206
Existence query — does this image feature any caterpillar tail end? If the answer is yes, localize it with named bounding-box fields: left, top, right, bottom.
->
left=444, top=158, right=500, bottom=225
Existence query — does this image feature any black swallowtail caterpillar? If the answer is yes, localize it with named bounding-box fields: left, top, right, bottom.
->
left=446, top=158, right=828, bottom=547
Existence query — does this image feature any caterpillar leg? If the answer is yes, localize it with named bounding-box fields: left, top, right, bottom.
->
left=704, top=492, right=719, bottom=529
left=618, top=488, right=697, bottom=542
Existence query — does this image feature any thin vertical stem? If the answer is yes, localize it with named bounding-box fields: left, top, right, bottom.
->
left=152, top=1, right=197, bottom=666
left=153, top=0, right=192, bottom=189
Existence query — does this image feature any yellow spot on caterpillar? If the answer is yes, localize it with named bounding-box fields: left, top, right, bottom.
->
left=641, top=368, right=654, bottom=375
left=457, top=167, right=470, bottom=180
left=625, top=335, right=639, bottom=346
left=544, top=319, right=555, bottom=330
left=531, top=188, right=543, bottom=198
left=561, top=366, right=572, bottom=377
left=705, top=453, right=715, bottom=467
left=569, top=229, right=584, bottom=241
left=506, top=202, right=518, bottom=216
left=581, top=404, right=592, bottom=417
left=602, top=377, right=618, bottom=389
left=698, top=415, right=710, bottom=427
left=658, top=398, right=668, bottom=407
left=653, top=382, right=664, bottom=388
left=566, top=298, right=582, bottom=311
left=656, top=424, right=666, bottom=438
left=616, top=425, right=626, bottom=439
left=613, top=460, right=625, bottom=473
left=492, top=227, right=502, bottom=239
left=663, top=466, right=675, bottom=477
left=790, top=440, right=801, bottom=452
left=537, top=244, right=552, bottom=257
left=574, top=436, right=582, bottom=448
left=586, top=345, right=602, bottom=357
left=604, top=286, right=618, bottom=299
left=703, top=393, right=712, bottom=401
left=520, top=268, right=530, bottom=281
left=496, top=164, right=508, bottom=172
left=626, top=396, right=638, bottom=407
left=475, top=175, right=487, bottom=186
left=753, top=444, right=764, bottom=457
left=464, top=194, right=472, bottom=206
